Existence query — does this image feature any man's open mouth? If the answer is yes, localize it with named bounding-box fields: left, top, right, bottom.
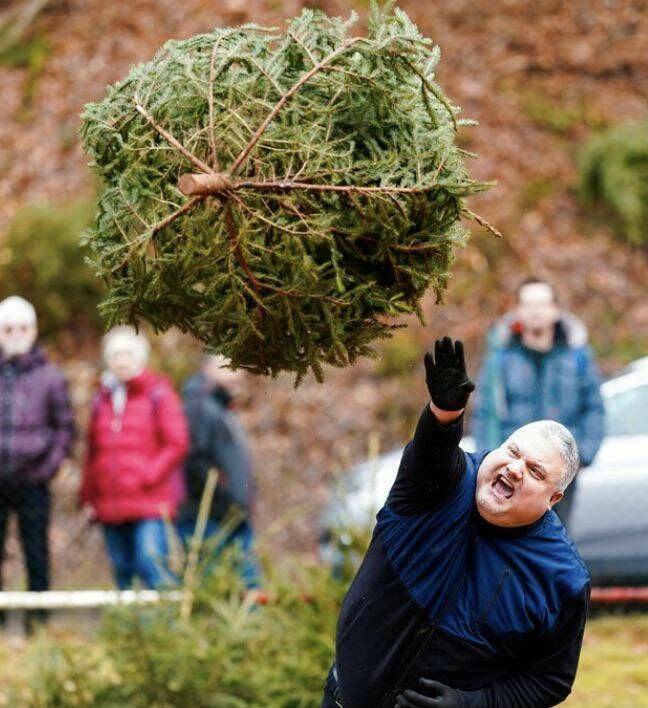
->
left=492, top=474, right=515, bottom=499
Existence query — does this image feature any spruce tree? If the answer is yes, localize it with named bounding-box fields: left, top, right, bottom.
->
left=80, top=5, right=496, bottom=382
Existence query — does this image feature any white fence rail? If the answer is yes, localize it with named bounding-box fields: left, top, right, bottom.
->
left=0, top=590, right=182, bottom=610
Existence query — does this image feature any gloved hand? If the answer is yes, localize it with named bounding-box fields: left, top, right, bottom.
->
left=424, top=337, right=475, bottom=411
left=395, top=679, right=464, bottom=707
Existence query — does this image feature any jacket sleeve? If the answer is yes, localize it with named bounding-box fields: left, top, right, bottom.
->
left=34, top=371, right=76, bottom=482
left=143, top=382, right=189, bottom=487
left=460, top=583, right=590, bottom=708
left=209, top=413, right=253, bottom=510
left=572, top=348, right=605, bottom=467
left=470, top=348, right=501, bottom=452
left=387, top=404, right=465, bottom=516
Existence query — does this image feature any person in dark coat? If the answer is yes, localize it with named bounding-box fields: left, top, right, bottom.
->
left=323, top=338, right=589, bottom=708
left=81, top=327, right=188, bottom=589
left=176, top=355, right=260, bottom=589
left=471, top=279, right=605, bottom=525
left=0, top=296, right=75, bottom=621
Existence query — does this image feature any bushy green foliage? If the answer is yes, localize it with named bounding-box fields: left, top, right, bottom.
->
left=0, top=30, right=51, bottom=110
left=80, top=5, right=493, bottom=383
left=579, top=121, right=648, bottom=246
left=519, top=92, right=604, bottom=135
left=18, top=553, right=345, bottom=707
left=0, top=199, right=106, bottom=339
left=374, top=328, right=421, bottom=378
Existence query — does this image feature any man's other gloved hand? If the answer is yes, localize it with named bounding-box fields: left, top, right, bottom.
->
left=395, top=679, right=464, bottom=708
left=424, top=337, right=475, bottom=411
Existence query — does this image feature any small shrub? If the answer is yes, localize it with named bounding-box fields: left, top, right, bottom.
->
left=0, top=33, right=51, bottom=111
left=579, top=121, right=648, bottom=246
left=0, top=199, right=106, bottom=340
left=519, top=93, right=605, bottom=135
left=19, top=552, right=345, bottom=707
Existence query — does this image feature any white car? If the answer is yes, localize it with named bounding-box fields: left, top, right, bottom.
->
left=320, top=357, right=648, bottom=585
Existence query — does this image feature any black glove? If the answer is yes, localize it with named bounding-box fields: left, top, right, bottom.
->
left=395, top=679, right=464, bottom=708
left=424, top=337, right=475, bottom=411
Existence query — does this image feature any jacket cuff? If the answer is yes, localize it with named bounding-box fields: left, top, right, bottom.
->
left=458, top=689, right=486, bottom=708
left=422, top=403, right=465, bottom=433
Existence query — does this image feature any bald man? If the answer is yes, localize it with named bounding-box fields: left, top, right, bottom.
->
left=323, top=338, right=590, bottom=708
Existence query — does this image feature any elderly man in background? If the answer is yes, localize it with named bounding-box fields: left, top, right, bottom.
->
left=471, top=279, right=605, bottom=525
left=0, top=296, right=75, bottom=626
left=323, top=338, right=590, bottom=708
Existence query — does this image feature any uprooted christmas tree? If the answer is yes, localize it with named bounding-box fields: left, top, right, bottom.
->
left=80, top=4, right=496, bottom=383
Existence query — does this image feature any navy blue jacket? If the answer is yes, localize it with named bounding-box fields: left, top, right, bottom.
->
left=332, top=406, right=590, bottom=708
left=471, top=313, right=604, bottom=467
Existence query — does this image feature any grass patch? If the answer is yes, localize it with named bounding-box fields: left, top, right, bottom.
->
left=569, top=614, right=648, bottom=707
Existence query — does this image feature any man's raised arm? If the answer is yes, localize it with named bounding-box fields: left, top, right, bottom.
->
left=388, top=338, right=475, bottom=515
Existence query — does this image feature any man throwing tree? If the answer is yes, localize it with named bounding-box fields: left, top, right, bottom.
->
left=323, top=338, right=589, bottom=708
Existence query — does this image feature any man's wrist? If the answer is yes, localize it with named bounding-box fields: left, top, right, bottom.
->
left=429, top=400, right=464, bottom=425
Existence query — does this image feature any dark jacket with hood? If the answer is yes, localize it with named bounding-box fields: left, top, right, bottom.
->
left=471, top=312, right=605, bottom=467
left=0, top=347, right=75, bottom=486
left=329, top=407, right=590, bottom=708
left=180, top=373, right=255, bottom=523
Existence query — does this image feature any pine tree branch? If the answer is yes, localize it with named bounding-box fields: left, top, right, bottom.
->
left=229, top=37, right=364, bottom=175
left=134, top=103, right=214, bottom=175
left=178, top=175, right=445, bottom=196
left=462, top=208, right=502, bottom=238
left=208, top=36, right=227, bottom=169
left=151, top=196, right=205, bottom=235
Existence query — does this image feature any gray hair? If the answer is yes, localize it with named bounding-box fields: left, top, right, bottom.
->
left=0, top=296, right=37, bottom=327
left=514, top=420, right=580, bottom=491
left=102, top=326, right=150, bottom=367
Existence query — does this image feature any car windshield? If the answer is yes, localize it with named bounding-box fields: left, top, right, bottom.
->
left=605, top=384, right=648, bottom=436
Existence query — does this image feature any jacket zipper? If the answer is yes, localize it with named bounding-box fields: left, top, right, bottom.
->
left=0, top=366, right=15, bottom=477
left=476, top=567, right=511, bottom=625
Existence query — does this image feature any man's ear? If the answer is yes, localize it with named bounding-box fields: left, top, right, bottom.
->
left=548, top=490, right=563, bottom=509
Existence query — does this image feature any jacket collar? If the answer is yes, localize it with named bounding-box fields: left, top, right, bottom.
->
left=491, top=310, right=588, bottom=350
left=100, top=368, right=155, bottom=395
left=474, top=507, right=549, bottom=539
left=0, top=345, right=47, bottom=373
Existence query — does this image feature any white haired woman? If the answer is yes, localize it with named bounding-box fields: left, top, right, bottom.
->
left=80, top=327, right=189, bottom=589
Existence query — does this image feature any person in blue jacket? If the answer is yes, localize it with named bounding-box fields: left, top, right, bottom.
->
left=323, top=337, right=590, bottom=708
left=471, top=279, right=605, bottom=525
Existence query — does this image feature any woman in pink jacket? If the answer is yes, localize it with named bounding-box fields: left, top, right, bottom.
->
left=81, top=327, right=188, bottom=589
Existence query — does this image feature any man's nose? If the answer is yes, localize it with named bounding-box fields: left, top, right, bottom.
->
left=507, top=460, right=524, bottom=479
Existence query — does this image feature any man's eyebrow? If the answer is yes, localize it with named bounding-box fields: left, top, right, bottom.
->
left=526, top=455, right=547, bottom=473
left=513, top=442, right=547, bottom=473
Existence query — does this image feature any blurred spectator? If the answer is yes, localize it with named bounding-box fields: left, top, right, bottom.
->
left=0, top=296, right=75, bottom=625
left=177, top=355, right=261, bottom=589
left=471, top=279, right=605, bottom=525
left=80, top=327, right=188, bottom=589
